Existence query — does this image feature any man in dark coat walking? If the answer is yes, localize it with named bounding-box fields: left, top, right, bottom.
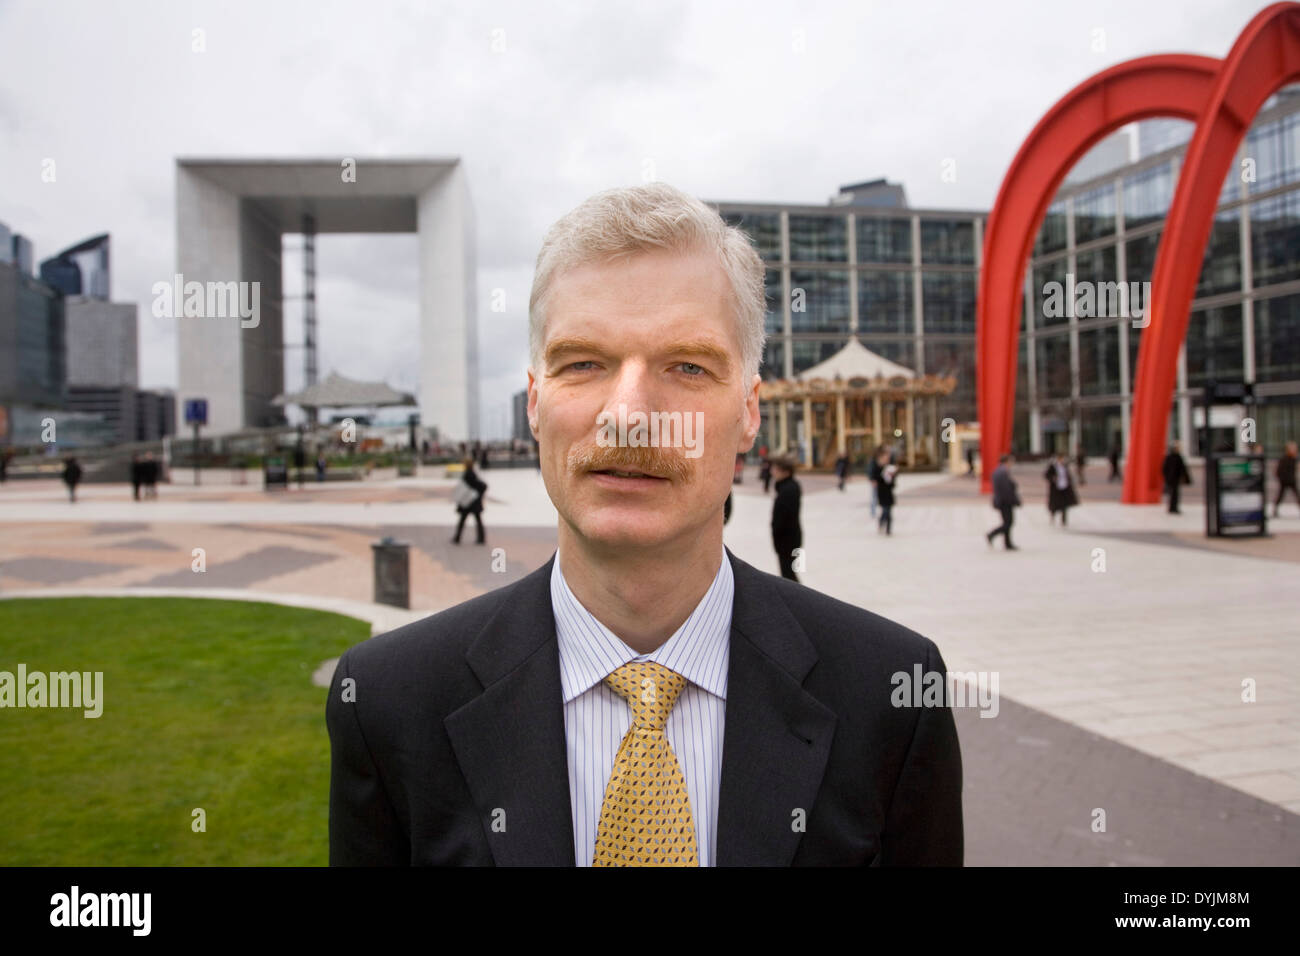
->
left=1162, top=441, right=1191, bottom=514
left=1108, top=443, right=1122, bottom=482
left=62, top=456, right=82, bottom=503
left=1275, top=440, right=1299, bottom=517
left=770, top=456, right=802, bottom=581
left=1043, top=452, right=1079, bottom=526
left=452, top=457, right=488, bottom=544
left=986, top=454, right=1020, bottom=550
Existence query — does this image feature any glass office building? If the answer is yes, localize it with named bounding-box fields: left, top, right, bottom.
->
left=715, top=86, right=1300, bottom=466
left=713, top=181, right=982, bottom=463
left=1020, top=88, right=1300, bottom=458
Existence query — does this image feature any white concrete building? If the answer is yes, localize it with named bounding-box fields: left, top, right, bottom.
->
left=174, top=158, right=477, bottom=439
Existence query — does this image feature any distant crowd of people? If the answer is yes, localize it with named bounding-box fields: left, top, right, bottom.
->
left=755, top=436, right=1300, bottom=573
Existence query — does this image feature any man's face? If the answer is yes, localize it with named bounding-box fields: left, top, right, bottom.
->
left=527, top=247, right=760, bottom=553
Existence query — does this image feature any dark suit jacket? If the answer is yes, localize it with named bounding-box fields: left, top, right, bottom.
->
left=326, top=548, right=963, bottom=866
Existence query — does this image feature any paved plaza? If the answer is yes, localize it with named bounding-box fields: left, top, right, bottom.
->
left=2, top=462, right=1297, bottom=865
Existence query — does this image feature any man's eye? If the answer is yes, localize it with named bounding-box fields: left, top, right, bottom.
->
left=566, top=361, right=596, bottom=371
left=678, top=362, right=704, bottom=375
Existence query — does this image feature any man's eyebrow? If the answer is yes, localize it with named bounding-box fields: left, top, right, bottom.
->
left=542, top=337, right=736, bottom=369
left=660, top=341, right=734, bottom=369
left=543, top=337, right=608, bottom=364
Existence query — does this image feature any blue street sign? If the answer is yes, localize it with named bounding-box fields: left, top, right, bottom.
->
left=184, top=399, right=208, bottom=426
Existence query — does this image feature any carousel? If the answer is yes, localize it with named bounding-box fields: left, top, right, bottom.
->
left=759, top=339, right=957, bottom=470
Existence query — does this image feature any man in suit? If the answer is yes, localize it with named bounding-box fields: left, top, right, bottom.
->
left=769, top=456, right=801, bottom=581
left=1162, top=441, right=1191, bottom=514
left=986, top=453, right=1020, bottom=550
left=327, top=182, right=963, bottom=866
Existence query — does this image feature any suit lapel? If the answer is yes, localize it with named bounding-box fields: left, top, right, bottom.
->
left=443, top=554, right=576, bottom=865
left=716, top=549, right=837, bottom=866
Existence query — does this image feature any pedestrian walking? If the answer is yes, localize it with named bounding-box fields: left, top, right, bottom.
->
left=867, top=445, right=883, bottom=518
left=986, top=453, right=1021, bottom=550
left=62, top=455, right=82, bottom=503
left=1108, top=443, right=1122, bottom=482
left=1275, top=440, right=1299, bottom=517
left=316, top=452, right=327, bottom=482
left=965, top=446, right=976, bottom=476
left=834, top=452, right=849, bottom=491
left=1162, top=441, right=1191, bottom=514
left=1044, top=451, right=1079, bottom=526
left=293, top=443, right=306, bottom=489
left=876, top=450, right=897, bottom=536
left=1075, top=447, right=1087, bottom=485
left=770, top=456, right=802, bottom=581
left=142, top=451, right=159, bottom=498
left=452, top=457, right=488, bottom=544
left=130, top=452, right=143, bottom=500
left=759, top=453, right=772, bottom=493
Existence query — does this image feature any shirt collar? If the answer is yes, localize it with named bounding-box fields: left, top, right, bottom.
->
left=551, top=549, right=732, bottom=704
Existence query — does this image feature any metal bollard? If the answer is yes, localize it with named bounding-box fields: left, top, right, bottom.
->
left=371, top=537, right=410, bottom=609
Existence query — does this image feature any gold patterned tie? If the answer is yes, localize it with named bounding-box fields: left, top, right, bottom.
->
left=592, top=661, right=699, bottom=866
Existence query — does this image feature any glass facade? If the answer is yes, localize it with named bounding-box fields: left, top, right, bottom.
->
left=1035, top=333, right=1071, bottom=399
left=10, top=270, right=67, bottom=406
left=1078, top=324, right=1120, bottom=396
left=1250, top=190, right=1300, bottom=288
left=791, top=338, right=847, bottom=376
left=1035, top=200, right=1067, bottom=255
left=921, top=271, right=976, bottom=333
left=1074, top=184, right=1116, bottom=244
left=1245, top=110, right=1300, bottom=194
left=857, top=216, right=912, bottom=263
left=858, top=269, right=913, bottom=334
left=1123, top=162, right=1175, bottom=229
left=788, top=215, right=847, bottom=262
left=1184, top=304, right=1243, bottom=388
left=1254, top=293, right=1300, bottom=383
left=789, top=269, right=850, bottom=333
left=920, top=219, right=975, bottom=265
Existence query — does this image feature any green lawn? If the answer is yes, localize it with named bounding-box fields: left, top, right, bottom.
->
left=0, top=597, right=369, bottom=865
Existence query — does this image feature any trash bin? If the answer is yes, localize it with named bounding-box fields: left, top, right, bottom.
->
left=371, top=537, right=410, bottom=609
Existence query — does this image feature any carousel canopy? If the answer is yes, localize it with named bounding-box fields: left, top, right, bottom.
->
left=272, top=371, right=416, bottom=409
left=795, top=338, right=915, bottom=382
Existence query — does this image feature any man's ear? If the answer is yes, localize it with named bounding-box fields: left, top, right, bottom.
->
left=738, top=373, right=761, bottom=453
left=526, top=368, right=539, bottom=439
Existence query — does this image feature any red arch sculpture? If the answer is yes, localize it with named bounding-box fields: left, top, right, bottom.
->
left=1125, top=3, right=1300, bottom=502
left=978, top=2, right=1300, bottom=502
left=976, top=55, right=1220, bottom=494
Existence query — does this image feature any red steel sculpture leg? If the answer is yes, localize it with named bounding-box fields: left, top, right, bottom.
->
left=1125, top=3, right=1300, bottom=503
left=977, top=55, right=1219, bottom=494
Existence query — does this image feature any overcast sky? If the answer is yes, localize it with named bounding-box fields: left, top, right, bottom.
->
left=0, top=0, right=1260, bottom=437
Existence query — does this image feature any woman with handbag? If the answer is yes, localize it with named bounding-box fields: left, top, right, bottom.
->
left=452, top=457, right=488, bottom=544
left=1043, top=452, right=1079, bottom=526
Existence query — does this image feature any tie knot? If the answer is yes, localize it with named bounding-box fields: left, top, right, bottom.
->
left=603, top=661, right=688, bottom=731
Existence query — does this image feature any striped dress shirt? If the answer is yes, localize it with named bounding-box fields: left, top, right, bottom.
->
left=551, top=550, right=732, bottom=867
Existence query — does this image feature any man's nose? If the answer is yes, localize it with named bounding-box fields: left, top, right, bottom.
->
left=600, top=358, right=662, bottom=419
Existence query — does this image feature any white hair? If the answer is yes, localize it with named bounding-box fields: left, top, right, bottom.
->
left=528, top=182, right=766, bottom=381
